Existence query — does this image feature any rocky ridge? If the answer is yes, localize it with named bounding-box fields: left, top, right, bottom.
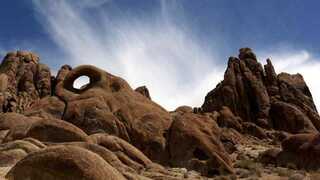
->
left=0, top=48, right=319, bottom=179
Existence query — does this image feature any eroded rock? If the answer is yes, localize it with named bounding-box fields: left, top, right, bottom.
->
left=169, top=111, right=234, bottom=176
left=1, top=115, right=87, bottom=143
left=201, top=48, right=320, bottom=135
left=56, top=65, right=172, bottom=163
left=6, top=145, right=126, bottom=180
left=0, top=51, right=51, bottom=113
left=135, top=86, right=151, bottom=100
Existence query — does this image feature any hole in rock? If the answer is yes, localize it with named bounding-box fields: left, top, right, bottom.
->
left=193, top=148, right=210, bottom=160
left=73, top=76, right=90, bottom=90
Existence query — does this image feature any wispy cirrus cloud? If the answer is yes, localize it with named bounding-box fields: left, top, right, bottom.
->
left=260, top=49, right=320, bottom=109
left=31, top=0, right=223, bottom=110
left=30, top=0, right=320, bottom=111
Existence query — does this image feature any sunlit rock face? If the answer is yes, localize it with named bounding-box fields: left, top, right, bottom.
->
left=0, top=48, right=320, bottom=179
left=202, top=48, right=320, bottom=134
left=0, top=50, right=236, bottom=179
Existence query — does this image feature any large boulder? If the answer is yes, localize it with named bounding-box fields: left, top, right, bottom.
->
left=24, top=96, right=65, bottom=119
left=0, top=113, right=39, bottom=143
left=87, top=133, right=153, bottom=168
left=6, top=145, right=126, bottom=180
left=55, top=65, right=172, bottom=163
left=0, top=138, right=45, bottom=166
left=277, top=73, right=320, bottom=130
left=2, top=115, right=87, bottom=143
left=70, top=137, right=183, bottom=179
left=262, top=133, right=320, bottom=170
left=57, top=142, right=144, bottom=179
left=269, top=101, right=317, bottom=133
left=217, top=106, right=243, bottom=132
left=169, top=111, right=234, bottom=176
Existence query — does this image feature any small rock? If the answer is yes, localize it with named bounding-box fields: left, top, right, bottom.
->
left=289, top=173, right=305, bottom=180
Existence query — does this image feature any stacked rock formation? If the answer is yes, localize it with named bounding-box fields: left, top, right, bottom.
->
left=0, top=48, right=319, bottom=179
left=0, top=51, right=234, bottom=180
left=201, top=48, right=320, bottom=171
left=0, top=51, right=51, bottom=113
left=202, top=48, right=320, bottom=134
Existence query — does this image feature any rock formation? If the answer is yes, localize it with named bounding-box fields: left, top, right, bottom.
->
left=202, top=48, right=320, bottom=134
left=0, top=48, right=320, bottom=179
left=135, top=86, right=151, bottom=100
left=0, top=51, right=51, bottom=113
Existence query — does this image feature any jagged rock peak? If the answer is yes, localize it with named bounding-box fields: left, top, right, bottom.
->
left=0, top=51, right=51, bottom=113
left=238, top=47, right=257, bottom=60
left=135, top=85, right=151, bottom=100
left=202, top=48, right=320, bottom=134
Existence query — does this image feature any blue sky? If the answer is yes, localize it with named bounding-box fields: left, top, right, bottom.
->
left=0, top=0, right=320, bottom=110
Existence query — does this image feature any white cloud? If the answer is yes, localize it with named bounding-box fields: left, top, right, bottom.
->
left=260, top=50, right=320, bottom=110
left=31, top=0, right=223, bottom=110
left=31, top=0, right=320, bottom=111
left=75, top=0, right=111, bottom=8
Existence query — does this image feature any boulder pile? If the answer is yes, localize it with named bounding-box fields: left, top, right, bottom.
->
left=0, top=48, right=319, bottom=179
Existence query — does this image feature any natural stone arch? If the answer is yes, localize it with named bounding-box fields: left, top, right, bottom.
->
left=63, top=65, right=105, bottom=94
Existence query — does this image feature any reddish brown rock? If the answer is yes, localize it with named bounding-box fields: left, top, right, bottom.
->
left=217, top=106, right=243, bottom=132
left=24, top=96, right=65, bottom=119
left=0, top=138, right=45, bottom=166
left=269, top=101, right=317, bottom=133
left=6, top=145, right=126, bottom=180
left=201, top=48, right=320, bottom=135
left=173, top=106, right=193, bottom=114
left=0, top=113, right=40, bottom=144
left=220, top=128, right=243, bottom=154
left=278, top=73, right=314, bottom=101
left=202, top=48, right=270, bottom=125
left=29, top=142, right=198, bottom=180
left=242, top=122, right=268, bottom=139
left=272, top=133, right=320, bottom=170
left=264, top=59, right=279, bottom=96
left=56, top=65, right=172, bottom=163
left=258, top=148, right=281, bottom=165
left=277, top=73, right=320, bottom=130
left=0, top=51, right=52, bottom=113
left=169, top=111, right=234, bottom=176
left=35, top=64, right=52, bottom=98
left=58, top=142, right=143, bottom=177
left=55, top=65, right=72, bottom=83
left=1, top=48, right=319, bottom=178
left=87, top=133, right=153, bottom=168
left=135, top=86, right=151, bottom=100
left=3, top=116, right=87, bottom=143
left=0, top=113, right=38, bottom=131
left=257, top=133, right=320, bottom=170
